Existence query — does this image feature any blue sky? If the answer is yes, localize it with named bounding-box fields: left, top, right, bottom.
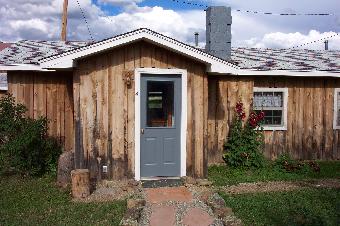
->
left=94, top=0, right=205, bottom=13
left=0, top=0, right=339, bottom=49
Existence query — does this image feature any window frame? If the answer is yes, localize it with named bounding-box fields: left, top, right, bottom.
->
left=253, top=87, right=288, bottom=131
left=333, top=88, right=340, bottom=129
left=0, top=73, right=8, bottom=91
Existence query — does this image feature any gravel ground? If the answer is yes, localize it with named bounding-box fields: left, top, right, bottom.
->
left=220, top=178, right=340, bottom=194
left=75, top=180, right=144, bottom=203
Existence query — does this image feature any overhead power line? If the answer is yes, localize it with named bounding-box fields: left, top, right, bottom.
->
left=76, top=0, right=95, bottom=42
left=290, top=33, right=339, bottom=49
left=168, top=0, right=336, bottom=16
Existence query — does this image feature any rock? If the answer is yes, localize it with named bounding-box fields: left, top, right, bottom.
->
left=128, top=180, right=139, bottom=187
left=120, top=206, right=143, bottom=226
left=182, top=176, right=197, bottom=185
left=122, top=186, right=128, bottom=192
left=208, top=193, right=226, bottom=210
left=127, top=199, right=146, bottom=209
left=57, top=151, right=74, bottom=188
left=120, top=220, right=138, bottom=226
left=223, top=217, right=243, bottom=226
left=199, top=191, right=213, bottom=204
left=214, top=207, right=233, bottom=218
left=196, top=179, right=213, bottom=186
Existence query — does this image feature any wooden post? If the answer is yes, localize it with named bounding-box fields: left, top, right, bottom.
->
left=61, top=0, right=68, bottom=41
left=71, top=169, right=90, bottom=199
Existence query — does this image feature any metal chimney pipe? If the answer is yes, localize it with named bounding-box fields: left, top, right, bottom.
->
left=194, top=32, right=199, bottom=47
left=324, top=40, right=329, bottom=50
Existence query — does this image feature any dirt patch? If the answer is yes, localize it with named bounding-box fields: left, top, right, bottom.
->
left=75, top=180, right=143, bottom=203
left=221, top=179, right=340, bottom=195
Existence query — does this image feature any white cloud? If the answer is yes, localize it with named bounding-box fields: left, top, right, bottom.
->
left=239, top=30, right=340, bottom=50
left=0, top=0, right=338, bottom=51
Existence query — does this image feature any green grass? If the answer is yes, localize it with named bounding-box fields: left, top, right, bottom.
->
left=0, top=175, right=126, bottom=226
left=208, top=161, right=340, bottom=186
left=220, top=188, right=340, bottom=226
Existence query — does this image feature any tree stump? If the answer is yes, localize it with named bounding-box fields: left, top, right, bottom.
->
left=71, top=169, right=90, bottom=199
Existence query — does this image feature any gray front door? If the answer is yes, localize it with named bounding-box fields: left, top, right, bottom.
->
left=140, top=74, right=181, bottom=177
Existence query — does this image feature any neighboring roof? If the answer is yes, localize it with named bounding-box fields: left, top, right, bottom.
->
left=0, top=40, right=89, bottom=65
left=39, top=28, right=239, bottom=74
left=232, top=47, right=340, bottom=72
left=0, top=43, right=12, bottom=52
left=0, top=72, right=7, bottom=91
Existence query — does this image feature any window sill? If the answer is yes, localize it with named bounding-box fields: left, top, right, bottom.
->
left=261, top=126, right=287, bottom=131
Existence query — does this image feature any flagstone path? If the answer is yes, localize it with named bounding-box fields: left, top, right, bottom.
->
left=139, top=186, right=223, bottom=226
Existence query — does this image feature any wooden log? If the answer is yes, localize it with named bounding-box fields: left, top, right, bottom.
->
left=71, top=169, right=90, bottom=199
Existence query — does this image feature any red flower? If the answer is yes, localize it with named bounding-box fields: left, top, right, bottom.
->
left=235, top=102, right=246, bottom=121
left=241, top=112, right=246, bottom=119
left=257, top=111, right=265, bottom=121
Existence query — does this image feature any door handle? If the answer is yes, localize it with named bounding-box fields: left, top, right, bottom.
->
left=141, top=129, right=144, bottom=134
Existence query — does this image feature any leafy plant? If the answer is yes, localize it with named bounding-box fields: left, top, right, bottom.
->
left=223, top=101, right=265, bottom=168
left=275, top=153, right=320, bottom=173
left=0, top=94, right=62, bottom=176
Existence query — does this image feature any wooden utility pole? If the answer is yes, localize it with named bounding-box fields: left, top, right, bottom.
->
left=61, top=0, right=68, bottom=41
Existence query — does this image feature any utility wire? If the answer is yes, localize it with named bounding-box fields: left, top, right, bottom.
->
left=76, top=0, right=95, bottom=42
left=290, top=33, right=339, bottom=49
left=168, top=0, right=336, bottom=16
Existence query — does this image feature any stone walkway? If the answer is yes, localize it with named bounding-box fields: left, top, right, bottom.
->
left=139, top=186, right=223, bottom=226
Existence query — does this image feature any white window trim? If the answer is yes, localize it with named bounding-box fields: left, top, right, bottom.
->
left=333, top=88, right=340, bottom=129
left=253, top=87, right=288, bottom=131
left=134, top=68, right=187, bottom=181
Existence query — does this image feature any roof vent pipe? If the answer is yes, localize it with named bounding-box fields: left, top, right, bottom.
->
left=324, top=40, right=329, bottom=50
left=194, top=32, right=199, bottom=47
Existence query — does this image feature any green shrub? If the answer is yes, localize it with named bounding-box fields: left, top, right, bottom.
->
left=223, top=101, right=265, bottom=168
left=0, top=94, right=62, bottom=176
left=275, top=153, right=320, bottom=173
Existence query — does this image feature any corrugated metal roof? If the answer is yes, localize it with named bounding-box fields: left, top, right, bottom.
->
left=232, top=47, right=340, bottom=72
left=0, top=39, right=339, bottom=72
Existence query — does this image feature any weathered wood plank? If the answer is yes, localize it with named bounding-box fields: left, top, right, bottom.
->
left=207, top=78, right=218, bottom=164
left=126, top=44, right=135, bottom=178
left=64, top=75, right=74, bottom=152
left=324, top=79, right=333, bottom=159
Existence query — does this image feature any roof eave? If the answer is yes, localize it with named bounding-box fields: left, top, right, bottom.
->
left=238, top=69, right=340, bottom=77
left=39, top=29, right=239, bottom=74
left=0, top=64, right=53, bottom=71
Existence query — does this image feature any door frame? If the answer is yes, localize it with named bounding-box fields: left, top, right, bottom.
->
left=134, top=68, right=187, bottom=181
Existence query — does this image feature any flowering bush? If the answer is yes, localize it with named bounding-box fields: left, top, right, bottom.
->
left=223, top=101, right=265, bottom=168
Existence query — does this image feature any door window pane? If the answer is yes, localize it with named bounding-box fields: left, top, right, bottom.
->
left=147, top=81, right=174, bottom=127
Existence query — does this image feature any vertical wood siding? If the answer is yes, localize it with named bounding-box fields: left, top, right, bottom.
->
left=208, top=76, right=340, bottom=164
left=74, top=41, right=208, bottom=180
left=7, top=71, right=74, bottom=152
left=207, top=76, right=254, bottom=163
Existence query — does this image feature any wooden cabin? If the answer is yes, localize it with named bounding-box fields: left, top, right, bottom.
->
left=1, top=28, right=340, bottom=181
